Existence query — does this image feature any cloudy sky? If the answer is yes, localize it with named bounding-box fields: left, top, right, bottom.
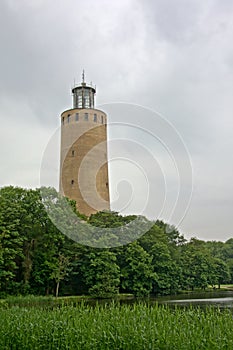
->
left=0, top=0, right=233, bottom=241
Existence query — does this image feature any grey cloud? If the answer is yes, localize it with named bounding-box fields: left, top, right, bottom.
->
left=138, top=0, right=203, bottom=45
left=0, top=0, right=232, bottom=241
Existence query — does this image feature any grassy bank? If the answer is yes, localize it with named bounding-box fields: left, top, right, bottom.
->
left=0, top=294, right=135, bottom=309
left=0, top=302, right=233, bottom=349
left=2, top=284, right=233, bottom=307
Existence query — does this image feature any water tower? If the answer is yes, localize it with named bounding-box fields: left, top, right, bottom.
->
left=59, top=72, right=110, bottom=216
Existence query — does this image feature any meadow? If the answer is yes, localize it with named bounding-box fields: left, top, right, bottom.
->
left=0, top=300, right=233, bottom=349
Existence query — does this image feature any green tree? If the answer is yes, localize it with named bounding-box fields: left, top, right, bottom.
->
left=50, top=253, right=70, bottom=297
left=181, top=238, right=215, bottom=290
left=222, top=239, right=233, bottom=283
left=81, top=249, right=120, bottom=298
left=0, top=187, right=28, bottom=294
left=119, top=242, right=156, bottom=297
left=150, top=242, right=174, bottom=295
left=212, top=258, right=230, bottom=288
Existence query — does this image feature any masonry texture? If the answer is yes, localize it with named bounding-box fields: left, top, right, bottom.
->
left=59, top=107, right=110, bottom=216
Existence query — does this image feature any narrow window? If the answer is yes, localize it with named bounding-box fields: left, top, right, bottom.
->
left=71, top=180, right=74, bottom=185
left=94, top=114, right=97, bottom=122
left=78, top=96, right=82, bottom=108
left=101, top=115, right=104, bottom=124
left=72, top=150, right=75, bottom=156
left=84, top=113, right=88, bottom=121
left=67, top=114, right=70, bottom=123
left=75, top=113, right=79, bottom=121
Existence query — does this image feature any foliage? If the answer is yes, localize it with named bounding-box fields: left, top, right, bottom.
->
left=119, top=242, right=156, bottom=296
left=0, top=186, right=232, bottom=298
left=81, top=249, right=120, bottom=298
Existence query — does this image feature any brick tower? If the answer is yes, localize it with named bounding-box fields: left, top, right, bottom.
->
left=59, top=72, right=110, bottom=216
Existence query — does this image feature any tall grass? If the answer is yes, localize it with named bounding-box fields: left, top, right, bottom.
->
left=0, top=302, right=232, bottom=349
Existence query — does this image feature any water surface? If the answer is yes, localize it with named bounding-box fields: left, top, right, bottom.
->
left=157, top=290, right=233, bottom=308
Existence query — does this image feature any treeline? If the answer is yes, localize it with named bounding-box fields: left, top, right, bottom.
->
left=0, top=186, right=233, bottom=298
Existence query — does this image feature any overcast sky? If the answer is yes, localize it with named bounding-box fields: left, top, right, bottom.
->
left=0, top=0, right=233, bottom=242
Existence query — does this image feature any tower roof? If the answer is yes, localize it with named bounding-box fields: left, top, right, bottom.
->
left=72, top=71, right=96, bottom=109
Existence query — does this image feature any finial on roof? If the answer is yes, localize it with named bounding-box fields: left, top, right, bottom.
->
left=82, top=69, right=85, bottom=84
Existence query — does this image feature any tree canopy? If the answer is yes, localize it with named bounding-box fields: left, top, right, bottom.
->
left=0, top=186, right=232, bottom=298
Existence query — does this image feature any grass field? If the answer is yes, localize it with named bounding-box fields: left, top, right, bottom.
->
left=0, top=301, right=233, bottom=349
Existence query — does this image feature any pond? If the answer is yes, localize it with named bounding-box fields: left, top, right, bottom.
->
left=5, top=290, right=233, bottom=309
left=76, top=290, right=233, bottom=310
left=71, top=290, right=233, bottom=309
left=156, top=290, right=233, bottom=309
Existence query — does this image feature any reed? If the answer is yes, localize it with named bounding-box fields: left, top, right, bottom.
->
left=0, top=302, right=232, bottom=349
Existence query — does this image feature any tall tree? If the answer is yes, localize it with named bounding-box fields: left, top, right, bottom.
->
left=81, top=249, right=120, bottom=298
left=119, top=242, right=156, bottom=297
